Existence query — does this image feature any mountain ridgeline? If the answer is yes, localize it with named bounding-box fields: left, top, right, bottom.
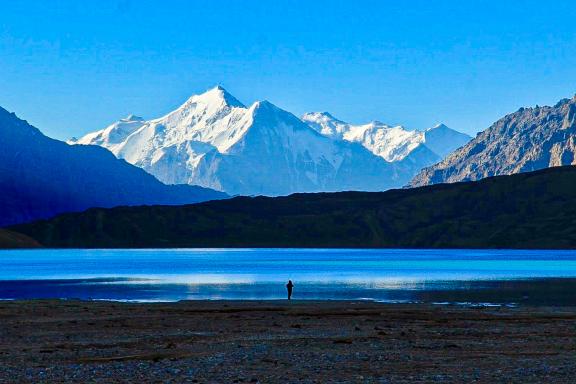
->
left=13, top=165, right=576, bottom=249
left=301, top=113, right=470, bottom=163
left=72, top=86, right=471, bottom=196
left=410, top=94, right=576, bottom=187
left=0, top=106, right=226, bottom=226
left=0, top=229, right=40, bottom=248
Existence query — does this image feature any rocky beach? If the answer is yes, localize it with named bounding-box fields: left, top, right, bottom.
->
left=0, top=300, right=574, bottom=383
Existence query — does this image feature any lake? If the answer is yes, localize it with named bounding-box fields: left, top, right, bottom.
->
left=1, top=248, right=576, bottom=305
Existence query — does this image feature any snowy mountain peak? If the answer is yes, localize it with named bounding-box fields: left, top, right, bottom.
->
left=252, top=100, right=289, bottom=116
left=180, top=86, right=245, bottom=110
left=321, top=111, right=338, bottom=119
left=302, top=111, right=342, bottom=122
left=70, top=113, right=147, bottom=147
left=303, top=111, right=341, bottom=122
left=122, top=114, right=144, bottom=122
left=302, top=112, right=472, bottom=165
left=423, top=123, right=472, bottom=158
left=253, top=100, right=274, bottom=109
left=427, top=123, right=449, bottom=131
left=302, top=112, right=424, bottom=162
left=301, top=112, right=350, bottom=139
left=369, top=120, right=388, bottom=127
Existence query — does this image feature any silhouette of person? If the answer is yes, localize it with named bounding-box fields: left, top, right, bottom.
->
left=286, top=280, right=294, bottom=300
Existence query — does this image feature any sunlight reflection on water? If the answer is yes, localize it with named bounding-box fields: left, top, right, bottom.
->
left=1, top=248, right=576, bottom=304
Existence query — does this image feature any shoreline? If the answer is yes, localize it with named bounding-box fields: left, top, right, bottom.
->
left=3, top=276, right=576, bottom=306
left=0, top=300, right=574, bottom=382
left=0, top=297, right=521, bottom=307
left=0, top=297, right=562, bottom=309
left=6, top=246, right=576, bottom=250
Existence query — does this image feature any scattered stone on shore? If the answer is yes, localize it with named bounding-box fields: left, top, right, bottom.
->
left=0, top=300, right=574, bottom=383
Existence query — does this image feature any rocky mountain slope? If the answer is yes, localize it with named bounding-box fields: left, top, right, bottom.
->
left=0, top=106, right=226, bottom=226
left=13, top=165, right=576, bottom=249
left=410, top=94, right=576, bottom=187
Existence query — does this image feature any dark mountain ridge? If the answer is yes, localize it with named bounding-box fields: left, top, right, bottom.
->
left=11, top=165, right=576, bottom=249
left=0, top=229, right=40, bottom=248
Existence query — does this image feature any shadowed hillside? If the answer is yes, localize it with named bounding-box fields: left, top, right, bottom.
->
left=0, top=106, right=227, bottom=226
left=11, top=165, right=576, bottom=249
left=0, top=229, right=41, bottom=248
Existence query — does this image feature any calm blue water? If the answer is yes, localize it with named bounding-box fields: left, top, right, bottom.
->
left=1, top=248, right=576, bottom=304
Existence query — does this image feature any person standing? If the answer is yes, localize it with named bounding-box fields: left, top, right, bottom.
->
left=286, top=280, right=294, bottom=300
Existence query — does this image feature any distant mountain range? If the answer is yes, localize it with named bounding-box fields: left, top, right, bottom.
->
left=6, top=84, right=576, bottom=243
left=12, top=165, right=576, bottom=249
left=0, top=106, right=226, bottom=226
left=410, top=94, right=576, bottom=187
left=7, top=90, right=576, bottom=249
left=72, top=86, right=471, bottom=196
left=302, top=113, right=470, bottom=163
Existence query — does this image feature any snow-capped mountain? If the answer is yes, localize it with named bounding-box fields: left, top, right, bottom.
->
left=72, top=87, right=409, bottom=196
left=301, top=112, right=471, bottom=167
left=72, top=114, right=146, bottom=150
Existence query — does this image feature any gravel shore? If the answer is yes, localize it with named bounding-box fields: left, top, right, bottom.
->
left=0, top=300, right=574, bottom=383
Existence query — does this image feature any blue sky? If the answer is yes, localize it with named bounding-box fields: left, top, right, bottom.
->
left=1, top=0, right=576, bottom=140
